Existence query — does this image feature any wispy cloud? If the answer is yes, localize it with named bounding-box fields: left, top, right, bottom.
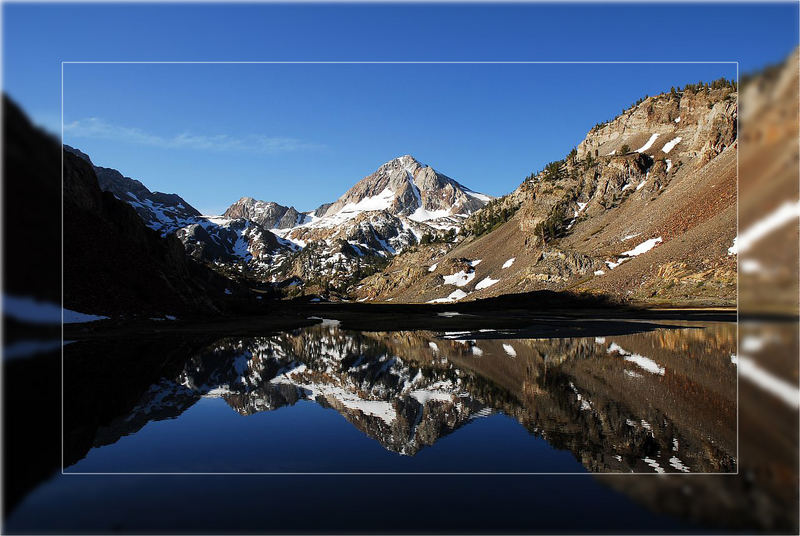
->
left=63, top=117, right=323, bottom=154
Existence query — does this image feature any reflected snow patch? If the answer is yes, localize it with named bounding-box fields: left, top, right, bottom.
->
left=608, top=342, right=665, bottom=375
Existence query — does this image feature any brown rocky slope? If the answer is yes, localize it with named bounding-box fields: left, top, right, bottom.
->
left=353, top=82, right=738, bottom=307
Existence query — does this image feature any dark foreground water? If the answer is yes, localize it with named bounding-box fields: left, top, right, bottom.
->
left=5, top=316, right=750, bottom=532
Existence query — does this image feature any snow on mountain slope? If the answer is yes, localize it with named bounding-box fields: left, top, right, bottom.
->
left=318, top=154, right=487, bottom=222
left=177, top=216, right=296, bottom=269
left=64, top=145, right=202, bottom=236
left=64, top=145, right=296, bottom=276
left=353, top=83, right=738, bottom=306
left=280, top=155, right=491, bottom=254
left=64, top=149, right=491, bottom=293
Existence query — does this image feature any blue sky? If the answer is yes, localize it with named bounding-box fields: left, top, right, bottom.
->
left=4, top=3, right=798, bottom=214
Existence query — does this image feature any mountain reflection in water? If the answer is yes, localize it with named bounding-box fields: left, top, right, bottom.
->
left=65, top=319, right=736, bottom=474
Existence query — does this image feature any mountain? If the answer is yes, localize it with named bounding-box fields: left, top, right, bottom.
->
left=263, top=155, right=492, bottom=292
left=59, top=148, right=490, bottom=296
left=735, top=49, right=799, bottom=314
left=59, top=79, right=736, bottom=308
left=283, top=154, right=490, bottom=244
left=64, top=145, right=202, bottom=236
left=61, top=146, right=253, bottom=317
left=5, top=97, right=229, bottom=318
left=353, top=81, right=738, bottom=306
left=223, top=197, right=307, bottom=229
left=319, top=154, right=487, bottom=221
left=176, top=216, right=297, bottom=277
left=61, top=146, right=300, bottom=282
left=0, top=105, right=259, bottom=318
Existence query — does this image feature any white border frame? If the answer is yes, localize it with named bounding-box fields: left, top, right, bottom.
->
left=61, top=59, right=739, bottom=476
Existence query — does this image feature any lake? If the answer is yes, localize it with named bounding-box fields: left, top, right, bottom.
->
left=63, top=317, right=736, bottom=474
left=6, top=314, right=742, bottom=533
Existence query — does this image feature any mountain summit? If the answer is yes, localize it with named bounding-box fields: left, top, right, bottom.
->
left=256, top=155, right=492, bottom=289
left=318, top=154, right=490, bottom=224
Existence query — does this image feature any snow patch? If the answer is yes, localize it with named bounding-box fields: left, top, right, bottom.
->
left=622, top=237, right=662, bottom=257
left=409, top=389, right=452, bottom=404
left=741, top=336, right=765, bottom=353
left=475, top=277, right=500, bottom=290
left=502, top=344, right=517, bottom=357
left=409, top=207, right=452, bottom=222
left=464, top=190, right=492, bottom=202
left=669, top=456, right=690, bottom=473
left=661, top=137, right=682, bottom=154
left=728, top=200, right=800, bottom=255
left=735, top=354, right=799, bottom=409
left=502, top=258, right=515, bottom=269
left=427, top=289, right=469, bottom=303
left=443, top=270, right=476, bottom=287
left=608, top=342, right=665, bottom=375
left=635, top=133, right=660, bottom=153
left=643, top=457, right=665, bottom=473
left=342, top=188, right=395, bottom=213
left=741, top=259, right=762, bottom=273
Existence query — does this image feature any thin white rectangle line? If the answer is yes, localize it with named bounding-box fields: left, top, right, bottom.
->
left=61, top=59, right=739, bottom=476
left=63, top=60, right=738, bottom=64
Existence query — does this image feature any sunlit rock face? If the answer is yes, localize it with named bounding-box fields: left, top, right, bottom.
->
left=315, top=154, right=487, bottom=222
left=223, top=197, right=304, bottom=230
left=267, top=155, right=491, bottom=289
left=354, top=87, right=738, bottom=307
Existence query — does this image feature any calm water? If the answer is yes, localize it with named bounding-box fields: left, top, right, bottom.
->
left=7, top=316, right=738, bottom=533
left=64, top=319, right=737, bottom=474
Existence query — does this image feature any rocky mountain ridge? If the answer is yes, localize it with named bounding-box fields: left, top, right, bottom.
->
left=353, top=81, right=738, bottom=306
left=223, top=197, right=307, bottom=229
left=63, top=77, right=737, bottom=306
left=67, top=149, right=492, bottom=295
left=64, top=145, right=202, bottom=236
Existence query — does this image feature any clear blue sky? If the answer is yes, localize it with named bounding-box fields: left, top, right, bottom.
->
left=4, top=3, right=798, bottom=215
